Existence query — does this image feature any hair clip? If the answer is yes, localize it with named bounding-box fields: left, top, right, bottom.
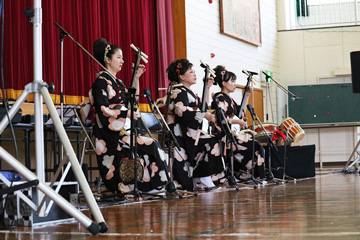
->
left=104, top=44, right=111, bottom=62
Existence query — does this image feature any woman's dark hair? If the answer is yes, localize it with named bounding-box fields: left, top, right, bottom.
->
left=166, top=59, right=193, bottom=83
left=213, top=65, right=237, bottom=88
left=93, top=38, right=121, bottom=67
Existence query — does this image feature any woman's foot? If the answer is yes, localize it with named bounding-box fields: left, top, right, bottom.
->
left=239, top=172, right=252, bottom=181
left=192, top=178, right=205, bottom=191
left=199, top=176, right=216, bottom=189
left=118, top=183, right=143, bottom=200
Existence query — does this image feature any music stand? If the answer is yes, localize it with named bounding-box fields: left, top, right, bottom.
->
left=0, top=1, right=105, bottom=235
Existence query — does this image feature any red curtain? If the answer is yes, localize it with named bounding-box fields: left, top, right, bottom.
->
left=1, top=0, right=174, bottom=107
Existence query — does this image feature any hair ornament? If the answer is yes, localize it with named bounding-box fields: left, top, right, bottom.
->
left=220, top=70, right=227, bottom=80
left=176, top=62, right=182, bottom=76
left=104, top=44, right=111, bottom=62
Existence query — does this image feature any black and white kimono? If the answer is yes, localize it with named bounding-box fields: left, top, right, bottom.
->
left=167, top=85, right=225, bottom=189
left=211, top=92, right=265, bottom=180
left=89, top=71, right=169, bottom=193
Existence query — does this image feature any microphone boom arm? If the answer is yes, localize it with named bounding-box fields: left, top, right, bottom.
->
left=262, top=72, right=298, bottom=99
left=54, top=22, right=126, bottom=89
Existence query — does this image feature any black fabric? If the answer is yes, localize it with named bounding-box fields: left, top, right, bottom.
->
left=265, top=144, right=316, bottom=179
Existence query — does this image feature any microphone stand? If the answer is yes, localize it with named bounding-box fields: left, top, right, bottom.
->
left=246, top=105, right=275, bottom=185
left=254, top=114, right=287, bottom=184
left=262, top=72, right=297, bottom=182
left=56, top=27, right=69, bottom=186
left=213, top=98, right=256, bottom=190
left=151, top=100, right=197, bottom=198
left=250, top=109, right=286, bottom=184
left=148, top=82, right=197, bottom=196
left=121, top=52, right=163, bottom=201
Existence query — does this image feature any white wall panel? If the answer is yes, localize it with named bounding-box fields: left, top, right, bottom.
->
left=278, top=0, right=360, bottom=165
left=185, top=0, right=279, bottom=121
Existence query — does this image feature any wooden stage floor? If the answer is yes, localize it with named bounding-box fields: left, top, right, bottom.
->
left=1, top=169, right=360, bottom=239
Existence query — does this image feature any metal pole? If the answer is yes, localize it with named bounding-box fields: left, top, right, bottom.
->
left=33, top=0, right=46, bottom=217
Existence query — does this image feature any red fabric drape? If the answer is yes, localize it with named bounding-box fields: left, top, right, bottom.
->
left=2, top=0, right=174, bottom=107
left=156, top=0, right=175, bottom=90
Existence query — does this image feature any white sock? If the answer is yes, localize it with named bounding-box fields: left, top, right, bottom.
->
left=199, top=176, right=215, bottom=188
left=193, top=178, right=200, bottom=188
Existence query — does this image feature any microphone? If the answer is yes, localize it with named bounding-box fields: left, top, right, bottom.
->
left=247, top=104, right=256, bottom=116
left=242, top=70, right=258, bottom=76
left=262, top=71, right=271, bottom=79
left=144, top=88, right=153, bottom=111
left=290, top=96, right=302, bottom=101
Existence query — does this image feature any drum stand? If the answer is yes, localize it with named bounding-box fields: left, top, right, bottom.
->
left=0, top=0, right=106, bottom=235
left=277, top=130, right=296, bottom=182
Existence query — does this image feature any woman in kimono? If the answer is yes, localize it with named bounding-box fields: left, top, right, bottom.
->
left=211, top=65, right=266, bottom=183
left=166, top=59, right=225, bottom=190
left=89, top=38, right=169, bottom=195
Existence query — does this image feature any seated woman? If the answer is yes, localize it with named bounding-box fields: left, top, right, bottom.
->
left=89, top=38, right=169, bottom=195
left=165, top=59, right=225, bottom=190
left=211, top=65, right=266, bottom=183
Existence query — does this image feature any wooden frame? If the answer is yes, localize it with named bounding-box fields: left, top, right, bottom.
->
left=236, top=84, right=263, bottom=126
left=173, top=0, right=187, bottom=59
left=220, top=0, right=262, bottom=46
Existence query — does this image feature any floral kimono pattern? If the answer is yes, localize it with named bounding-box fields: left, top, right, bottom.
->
left=211, top=92, right=265, bottom=180
left=90, top=72, right=169, bottom=193
left=167, top=85, right=224, bottom=189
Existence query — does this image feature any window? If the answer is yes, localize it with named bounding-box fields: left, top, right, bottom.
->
left=286, top=0, right=360, bottom=29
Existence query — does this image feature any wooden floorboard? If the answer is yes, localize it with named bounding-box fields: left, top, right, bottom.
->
left=1, top=168, right=360, bottom=239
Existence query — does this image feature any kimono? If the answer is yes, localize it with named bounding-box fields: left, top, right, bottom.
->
left=211, top=92, right=265, bottom=180
left=89, top=72, right=169, bottom=193
left=167, top=85, right=225, bottom=189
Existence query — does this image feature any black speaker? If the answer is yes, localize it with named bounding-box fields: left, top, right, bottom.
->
left=265, top=144, right=316, bottom=179
left=350, top=51, right=360, bottom=93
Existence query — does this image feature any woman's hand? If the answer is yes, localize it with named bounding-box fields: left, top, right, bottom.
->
left=230, top=118, right=248, bottom=128
left=127, top=110, right=138, bottom=120
left=241, top=120, right=248, bottom=129
left=207, top=77, right=214, bottom=88
left=204, top=112, right=215, bottom=123
left=134, top=64, right=146, bottom=78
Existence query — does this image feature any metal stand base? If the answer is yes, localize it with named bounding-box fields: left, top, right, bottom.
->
left=267, top=170, right=287, bottom=184
left=343, top=156, right=360, bottom=173
left=0, top=82, right=106, bottom=235
left=227, top=175, right=257, bottom=190
left=343, top=139, right=360, bottom=173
